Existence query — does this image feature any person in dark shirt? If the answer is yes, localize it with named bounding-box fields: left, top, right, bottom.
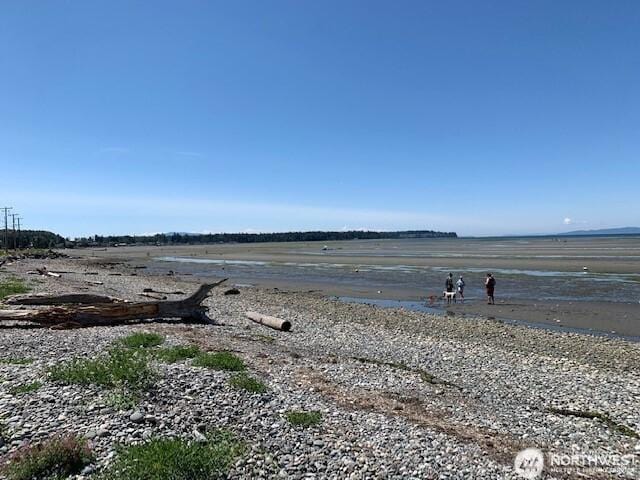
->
left=445, top=273, right=454, bottom=293
left=485, top=273, right=496, bottom=304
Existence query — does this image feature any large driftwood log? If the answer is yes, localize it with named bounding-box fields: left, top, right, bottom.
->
left=4, top=293, right=124, bottom=305
left=0, top=280, right=227, bottom=328
left=246, top=311, right=292, bottom=332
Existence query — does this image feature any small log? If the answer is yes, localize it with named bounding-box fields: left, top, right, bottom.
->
left=246, top=311, right=291, bottom=332
left=37, top=267, right=60, bottom=278
left=3, top=293, right=124, bottom=305
left=87, top=280, right=104, bottom=285
left=139, top=293, right=167, bottom=300
left=0, top=280, right=227, bottom=328
left=142, top=288, right=185, bottom=295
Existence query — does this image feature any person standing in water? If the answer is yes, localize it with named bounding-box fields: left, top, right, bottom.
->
left=445, top=273, right=454, bottom=294
left=485, top=273, right=496, bottom=304
left=456, top=275, right=465, bottom=302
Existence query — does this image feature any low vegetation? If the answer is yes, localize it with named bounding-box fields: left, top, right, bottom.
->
left=0, top=358, right=33, bottom=366
left=119, top=332, right=165, bottom=349
left=9, top=382, right=42, bottom=395
left=286, top=410, right=323, bottom=428
left=0, top=278, right=30, bottom=301
left=228, top=373, right=267, bottom=393
left=193, top=351, right=245, bottom=371
left=155, top=345, right=201, bottom=363
left=48, top=347, right=155, bottom=393
left=548, top=407, right=639, bottom=438
left=104, top=389, right=141, bottom=410
left=98, top=430, right=244, bottom=480
left=1, top=435, right=92, bottom=480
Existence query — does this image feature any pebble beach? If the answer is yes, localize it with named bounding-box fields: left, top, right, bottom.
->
left=1, top=256, right=639, bottom=479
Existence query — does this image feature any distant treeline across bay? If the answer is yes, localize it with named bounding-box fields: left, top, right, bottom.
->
left=74, top=230, right=457, bottom=247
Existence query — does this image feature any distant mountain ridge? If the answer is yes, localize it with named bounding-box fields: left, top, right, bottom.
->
left=559, top=227, right=640, bottom=236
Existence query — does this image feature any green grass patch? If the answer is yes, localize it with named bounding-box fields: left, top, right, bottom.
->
left=104, top=389, right=140, bottom=410
left=285, top=410, right=322, bottom=428
left=193, top=351, right=245, bottom=371
left=0, top=278, right=30, bottom=301
left=228, top=373, right=267, bottom=393
left=48, top=347, right=155, bottom=393
left=155, top=345, right=201, bottom=364
left=9, top=382, right=42, bottom=395
left=1, top=434, right=92, bottom=480
left=548, top=407, right=639, bottom=438
left=119, top=332, right=165, bottom=349
left=0, top=358, right=33, bottom=366
left=98, top=430, right=244, bottom=480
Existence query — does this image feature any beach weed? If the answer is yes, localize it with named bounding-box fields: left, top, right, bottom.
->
left=193, top=352, right=245, bottom=371
left=228, top=373, right=267, bottom=393
left=9, top=382, right=42, bottom=395
left=98, top=430, right=244, bottom=480
left=155, top=345, right=201, bottom=363
left=0, top=358, right=33, bottom=366
left=0, top=278, right=30, bottom=301
left=1, top=434, right=93, bottom=480
left=48, top=347, right=155, bottom=393
left=285, top=411, right=323, bottom=428
left=119, top=332, right=165, bottom=349
left=104, top=389, right=140, bottom=410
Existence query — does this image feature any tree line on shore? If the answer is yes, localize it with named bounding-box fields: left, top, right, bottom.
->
left=3, top=229, right=457, bottom=250
left=77, top=230, right=457, bottom=247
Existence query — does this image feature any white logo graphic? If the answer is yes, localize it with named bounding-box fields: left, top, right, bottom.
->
left=514, top=448, right=544, bottom=479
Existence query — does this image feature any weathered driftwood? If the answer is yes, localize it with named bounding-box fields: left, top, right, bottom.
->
left=139, top=293, right=167, bottom=300
left=143, top=288, right=185, bottom=295
left=0, top=280, right=227, bottom=328
left=37, top=267, right=61, bottom=278
left=246, top=311, right=291, bottom=332
left=3, top=293, right=124, bottom=305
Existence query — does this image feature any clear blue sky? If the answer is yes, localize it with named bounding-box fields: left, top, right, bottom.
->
left=1, top=1, right=638, bottom=237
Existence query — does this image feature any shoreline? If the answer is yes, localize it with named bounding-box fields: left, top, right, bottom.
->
left=67, top=241, right=640, bottom=338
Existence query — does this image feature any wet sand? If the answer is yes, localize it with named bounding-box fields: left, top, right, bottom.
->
left=70, top=236, right=640, bottom=338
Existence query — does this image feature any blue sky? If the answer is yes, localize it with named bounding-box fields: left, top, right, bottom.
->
left=0, top=1, right=638, bottom=237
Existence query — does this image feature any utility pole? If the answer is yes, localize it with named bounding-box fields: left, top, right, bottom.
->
left=10, top=213, right=18, bottom=250
left=16, top=217, right=22, bottom=250
left=1, top=206, right=12, bottom=252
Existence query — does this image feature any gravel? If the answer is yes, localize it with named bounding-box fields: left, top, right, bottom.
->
left=0, top=257, right=639, bottom=479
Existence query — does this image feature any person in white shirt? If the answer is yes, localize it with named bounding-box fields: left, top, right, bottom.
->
left=456, top=276, right=465, bottom=302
